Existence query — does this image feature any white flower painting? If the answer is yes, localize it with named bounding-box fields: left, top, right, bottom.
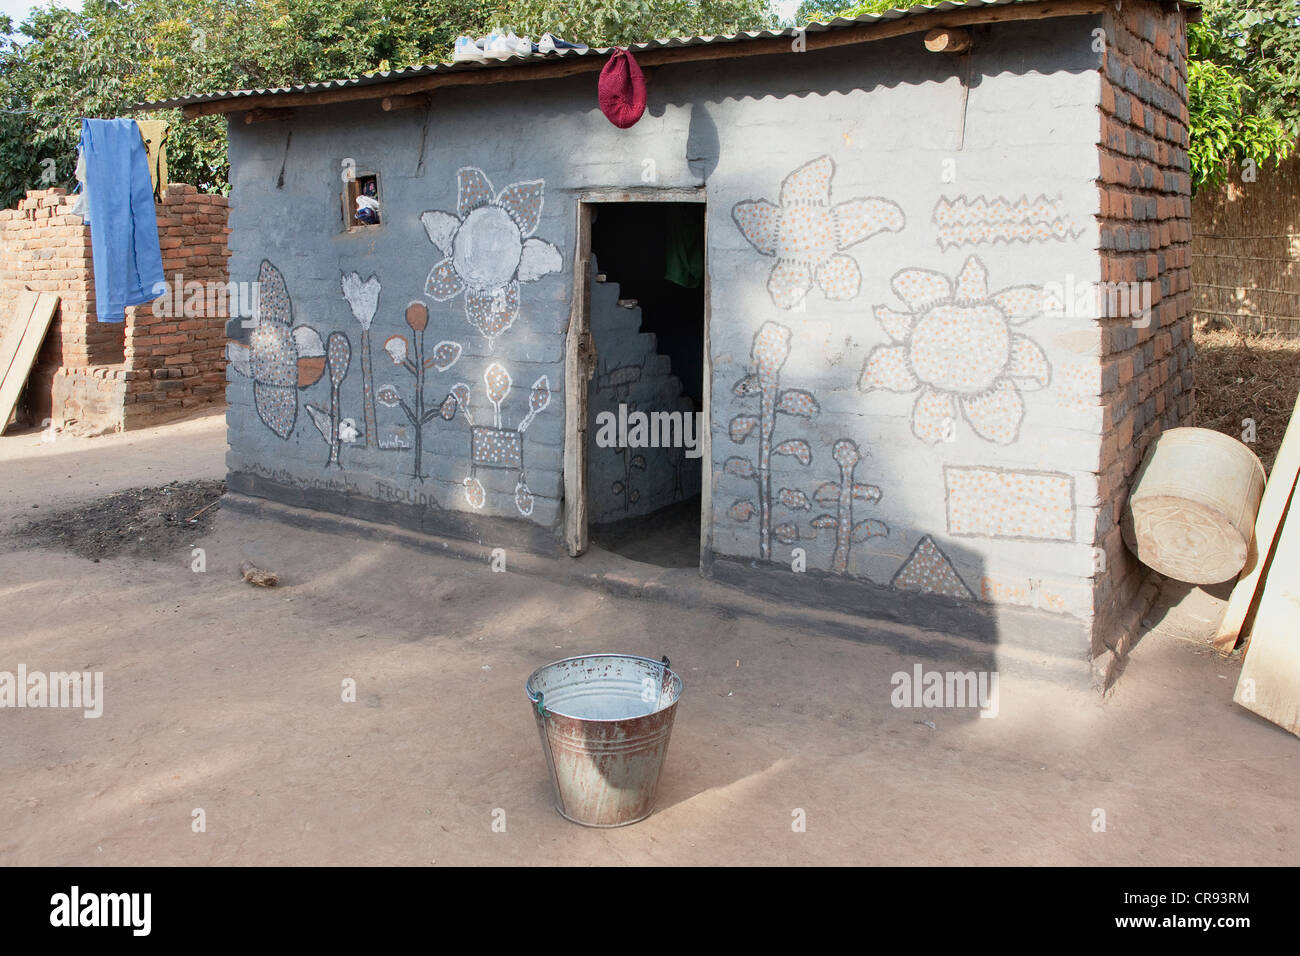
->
left=421, top=167, right=562, bottom=346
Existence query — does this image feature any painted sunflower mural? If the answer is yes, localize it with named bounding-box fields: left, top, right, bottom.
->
left=732, top=155, right=905, bottom=310
left=421, top=167, right=563, bottom=346
left=859, top=255, right=1053, bottom=446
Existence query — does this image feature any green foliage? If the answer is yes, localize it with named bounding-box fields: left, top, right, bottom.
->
left=1186, top=1, right=1299, bottom=192
left=793, top=0, right=850, bottom=25
left=0, top=0, right=500, bottom=207
left=493, top=0, right=775, bottom=48
left=0, top=0, right=777, bottom=207
left=1187, top=56, right=1293, bottom=192
left=829, top=0, right=924, bottom=19
left=1191, top=0, right=1300, bottom=137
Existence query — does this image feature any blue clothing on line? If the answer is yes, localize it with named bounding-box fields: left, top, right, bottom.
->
left=79, top=118, right=166, bottom=322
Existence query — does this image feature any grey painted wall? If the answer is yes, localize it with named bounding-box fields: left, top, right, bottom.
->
left=226, top=17, right=1107, bottom=633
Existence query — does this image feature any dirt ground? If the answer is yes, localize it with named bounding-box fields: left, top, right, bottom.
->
left=1193, top=326, right=1300, bottom=473
left=0, top=412, right=1297, bottom=866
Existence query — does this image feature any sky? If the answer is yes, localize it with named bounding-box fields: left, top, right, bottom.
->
left=2, top=0, right=80, bottom=35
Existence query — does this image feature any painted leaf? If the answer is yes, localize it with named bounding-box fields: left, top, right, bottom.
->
left=853, top=482, right=882, bottom=503
left=376, top=384, right=402, bottom=407
left=751, top=321, right=792, bottom=381
left=729, top=500, right=756, bottom=522
left=630, top=454, right=647, bottom=471
left=851, top=518, right=889, bottom=542
left=304, top=403, right=330, bottom=441
left=778, top=488, right=810, bottom=511
left=529, top=377, right=551, bottom=414
left=774, top=523, right=799, bottom=545
left=457, top=167, right=494, bottom=218
left=729, top=415, right=759, bottom=443
left=226, top=342, right=251, bottom=378
left=628, top=489, right=640, bottom=504
left=519, top=238, right=562, bottom=282
left=464, top=477, right=486, bottom=509
left=496, top=179, right=545, bottom=236
left=813, top=481, right=840, bottom=504
left=724, top=456, right=757, bottom=480
left=777, top=388, right=819, bottom=419
left=450, top=383, right=472, bottom=410
left=430, top=340, right=462, bottom=372
left=257, top=259, right=293, bottom=329
left=383, top=335, right=408, bottom=365
left=326, top=332, right=351, bottom=387
left=811, top=513, right=837, bottom=529
left=515, top=479, right=534, bottom=517
left=439, top=393, right=459, bottom=420
left=420, top=210, right=460, bottom=256
left=733, top=374, right=760, bottom=397
left=612, top=480, right=625, bottom=495
left=772, top=439, right=812, bottom=465
left=732, top=199, right=781, bottom=256
left=832, top=438, right=860, bottom=468
left=484, top=362, right=512, bottom=405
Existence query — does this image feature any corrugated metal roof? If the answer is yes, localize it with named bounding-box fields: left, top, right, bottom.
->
left=133, top=0, right=1195, bottom=112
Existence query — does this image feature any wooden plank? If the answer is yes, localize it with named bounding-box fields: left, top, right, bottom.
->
left=563, top=203, right=594, bottom=556
left=0, top=292, right=58, bottom=436
left=181, top=0, right=1111, bottom=119
left=381, top=94, right=432, bottom=112
left=924, top=28, right=973, bottom=53
left=1234, top=494, right=1300, bottom=736
left=578, top=187, right=705, bottom=204
left=1214, top=391, right=1300, bottom=653
left=698, top=203, right=713, bottom=571
left=243, top=108, right=296, bottom=124
left=0, top=292, right=39, bottom=388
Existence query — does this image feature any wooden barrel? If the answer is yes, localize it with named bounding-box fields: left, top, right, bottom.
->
left=1122, top=427, right=1266, bottom=585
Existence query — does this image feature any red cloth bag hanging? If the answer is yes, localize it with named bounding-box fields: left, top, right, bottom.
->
left=598, top=48, right=647, bottom=129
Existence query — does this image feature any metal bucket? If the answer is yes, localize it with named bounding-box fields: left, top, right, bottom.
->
left=525, top=653, right=683, bottom=827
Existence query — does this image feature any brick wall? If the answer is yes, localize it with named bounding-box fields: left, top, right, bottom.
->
left=0, top=185, right=230, bottom=433
left=1091, top=0, right=1196, bottom=685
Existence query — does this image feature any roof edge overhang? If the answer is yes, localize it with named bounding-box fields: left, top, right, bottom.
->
left=135, top=0, right=1200, bottom=119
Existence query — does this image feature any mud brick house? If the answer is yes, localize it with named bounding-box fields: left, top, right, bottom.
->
left=139, top=0, right=1198, bottom=688
left=0, top=185, right=231, bottom=432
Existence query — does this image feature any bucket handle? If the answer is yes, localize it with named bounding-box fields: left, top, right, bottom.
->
left=533, top=690, right=547, bottom=717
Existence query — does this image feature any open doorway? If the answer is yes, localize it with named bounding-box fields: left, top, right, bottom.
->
left=583, top=201, right=706, bottom=569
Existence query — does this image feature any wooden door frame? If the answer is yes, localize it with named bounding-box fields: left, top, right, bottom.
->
left=562, top=187, right=709, bottom=563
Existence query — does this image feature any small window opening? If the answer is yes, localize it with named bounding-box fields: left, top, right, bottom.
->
left=343, top=172, right=381, bottom=230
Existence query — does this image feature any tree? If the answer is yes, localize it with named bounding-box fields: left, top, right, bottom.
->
left=794, top=0, right=850, bottom=25
left=492, top=0, right=775, bottom=48
left=0, top=0, right=776, bottom=207
left=0, top=0, right=500, bottom=207
left=1188, top=0, right=1298, bottom=191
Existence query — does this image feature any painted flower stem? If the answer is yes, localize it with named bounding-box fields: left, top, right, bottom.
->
left=412, top=331, right=426, bottom=479
left=360, top=329, right=375, bottom=447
